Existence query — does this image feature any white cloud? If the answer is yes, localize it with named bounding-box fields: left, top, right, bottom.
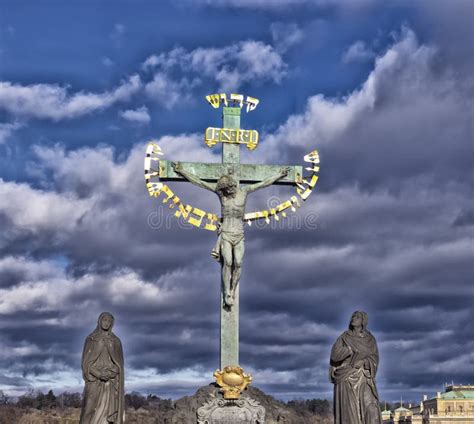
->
left=0, top=74, right=141, bottom=121
left=0, top=178, right=91, bottom=233
left=0, top=340, right=42, bottom=360
left=234, top=41, right=286, bottom=83
left=270, top=22, right=304, bottom=52
left=0, top=256, right=60, bottom=284
left=141, top=54, right=160, bottom=71
left=29, top=134, right=215, bottom=201
left=144, top=72, right=199, bottom=109
left=111, top=23, right=126, bottom=43
left=261, top=28, right=443, bottom=158
left=101, top=56, right=114, bottom=67
left=30, top=144, right=128, bottom=195
left=0, top=261, right=173, bottom=315
left=142, top=40, right=286, bottom=94
left=200, top=40, right=286, bottom=89
left=342, top=40, right=375, bottom=63
left=119, top=106, right=151, bottom=124
left=0, top=121, right=22, bottom=144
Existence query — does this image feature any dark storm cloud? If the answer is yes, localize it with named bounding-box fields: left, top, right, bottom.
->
left=415, top=0, right=474, bottom=76
left=0, top=20, right=472, bottom=401
left=0, top=137, right=222, bottom=277
left=242, top=27, right=472, bottom=398
left=260, top=28, right=474, bottom=193
left=453, top=209, right=474, bottom=227
left=234, top=27, right=473, bottom=401
left=0, top=251, right=225, bottom=393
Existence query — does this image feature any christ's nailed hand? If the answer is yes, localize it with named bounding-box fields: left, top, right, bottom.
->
left=281, top=167, right=290, bottom=177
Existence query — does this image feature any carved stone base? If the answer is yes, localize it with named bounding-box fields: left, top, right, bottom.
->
left=197, top=397, right=265, bottom=424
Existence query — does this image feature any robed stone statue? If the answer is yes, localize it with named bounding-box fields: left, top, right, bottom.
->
left=329, top=311, right=382, bottom=424
left=80, top=312, right=125, bottom=424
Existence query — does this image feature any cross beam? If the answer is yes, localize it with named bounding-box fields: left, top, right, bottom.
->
left=158, top=160, right=302, bottom=185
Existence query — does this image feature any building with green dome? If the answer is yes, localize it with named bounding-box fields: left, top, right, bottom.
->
left=382, top=385, right=474, bottom=423
left=382, top=407, right=393, bottom=422
left=382, top=401, right=420, bottom=424
left=422, top=385, right=474, bottom=423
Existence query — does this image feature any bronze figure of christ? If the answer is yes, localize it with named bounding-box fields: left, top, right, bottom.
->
left=172, top=161, right=289, bottom=307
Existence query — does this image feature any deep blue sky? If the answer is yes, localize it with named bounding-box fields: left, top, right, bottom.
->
left=0, top=0, right=473, bottom=403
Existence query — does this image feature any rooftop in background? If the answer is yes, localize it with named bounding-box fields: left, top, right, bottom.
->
left=394, top=406, right=411, bottom=412
left=440, top=390, right=474, bottom=400
left=446, top=385, right=474, bottom=392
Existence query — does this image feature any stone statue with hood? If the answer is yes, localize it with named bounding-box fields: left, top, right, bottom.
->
left=80, top=312, right=124, bottom=424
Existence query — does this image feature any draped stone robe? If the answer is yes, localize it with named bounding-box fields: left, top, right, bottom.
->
left=330, top=330, right=382, bottom=424
left=80, top=327, right=124, bottom=424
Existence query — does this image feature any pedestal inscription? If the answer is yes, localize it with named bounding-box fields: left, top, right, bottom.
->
left=197, top=397, right=265, bottom=424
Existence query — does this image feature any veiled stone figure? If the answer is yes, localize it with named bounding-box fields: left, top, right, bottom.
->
left=80, top=312, right=124, bottom=424
left=330, top=311, right=382, bottom=424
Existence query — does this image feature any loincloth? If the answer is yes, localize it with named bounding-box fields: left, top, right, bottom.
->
left=211, top=231, right=244, bottom=261
left=220, top=231, right=244, bottom=246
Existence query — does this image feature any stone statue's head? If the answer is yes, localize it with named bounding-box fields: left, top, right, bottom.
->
left=216, top=174, right=237, bottom=196
left=97, top=311, right=114, bottom=332
left=349, top=310, right=368, bottom=330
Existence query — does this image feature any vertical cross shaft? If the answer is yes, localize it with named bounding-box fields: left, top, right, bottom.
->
left=220, top=106, right=241, bottom=370
left=222, top=107, right=240, bottom=165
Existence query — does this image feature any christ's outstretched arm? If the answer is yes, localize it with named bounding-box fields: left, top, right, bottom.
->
left=244, top=167, right=290, bottom=193
left=172, top=162, right=216, bottom=192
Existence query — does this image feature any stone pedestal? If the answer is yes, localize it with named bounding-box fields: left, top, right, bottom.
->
left=197, top=396, right=265, bottom=424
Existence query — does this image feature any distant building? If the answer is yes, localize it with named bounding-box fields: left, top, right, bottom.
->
left=382, top=385, right=474, bottom=424
left=422, top=385, right=474, bottom=423
left=393, top=404, right=413, bottom=423
left=382, top=401, right=422, bottom=424
left=382, top=407, right=393, bottom=422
